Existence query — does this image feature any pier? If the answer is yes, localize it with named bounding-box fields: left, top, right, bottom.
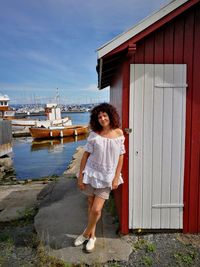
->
left=0, top=120, right=12, bottom=156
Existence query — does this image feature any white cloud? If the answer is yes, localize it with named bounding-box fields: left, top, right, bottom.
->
left=0, top=0, right=169, bottom=105
left=81, top=84, right=99, bottom=92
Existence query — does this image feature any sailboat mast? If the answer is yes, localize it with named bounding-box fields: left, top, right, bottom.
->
left=56, top=88, right=60, bottom=106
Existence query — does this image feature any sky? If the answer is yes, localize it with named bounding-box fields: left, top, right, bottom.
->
left=0, top=0, right=169, bottom=105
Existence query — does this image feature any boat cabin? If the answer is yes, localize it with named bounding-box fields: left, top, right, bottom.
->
left=45, top=103, right=62, bottom=121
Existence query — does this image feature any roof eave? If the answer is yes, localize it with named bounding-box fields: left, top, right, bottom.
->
left=97, top=0, right=192, bottom=59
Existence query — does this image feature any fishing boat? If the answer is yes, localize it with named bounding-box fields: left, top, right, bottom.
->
left=11, top=103, right=72, bottom=129
left=12, top=116, right=71, bottom=128
left=29, top=125, right=88, bottom=139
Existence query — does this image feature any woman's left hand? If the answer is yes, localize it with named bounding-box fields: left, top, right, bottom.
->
left=77, top=177, right=86, bottom=190
left=112, top=178, right=119, bottom=190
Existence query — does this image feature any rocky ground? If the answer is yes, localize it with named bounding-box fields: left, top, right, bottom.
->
left=119, top=233, right=200, bottom=267
left=1, top=206, right=200, bottom=267
left=0, top=207, right=68, bottom=267
left=0, top=209, right=39, bottom=267
left=1, top=147, right=200, bottom=266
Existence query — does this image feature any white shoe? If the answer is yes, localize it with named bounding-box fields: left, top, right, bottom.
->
left=86, top=237, right=96, bottom=252
left=74, top=234, right=89, bottom=246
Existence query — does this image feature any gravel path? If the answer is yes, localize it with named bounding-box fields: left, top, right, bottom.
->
left=105, top=233, right=200, bottom=267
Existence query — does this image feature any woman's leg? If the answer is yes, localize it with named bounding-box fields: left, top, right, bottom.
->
left=84, top=196, right=105, bottom=238
left=82, top=196, right=94, bottom=238
left=87, top=196, right=94, bottom=217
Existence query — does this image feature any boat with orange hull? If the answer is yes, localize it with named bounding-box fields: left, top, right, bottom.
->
left=29, top=125, right=88, bottom=139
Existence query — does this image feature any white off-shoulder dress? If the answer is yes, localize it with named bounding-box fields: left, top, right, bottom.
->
left=80, top=131, right=125, bottom=189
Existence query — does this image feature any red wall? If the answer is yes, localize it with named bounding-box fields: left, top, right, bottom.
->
left=110, top=67, right=123, bottom=224
left=112, top=3, right=200, bottom=233
left=110, top=64, right=130, bottom=234
left=132, top=3, right=200, bottom=233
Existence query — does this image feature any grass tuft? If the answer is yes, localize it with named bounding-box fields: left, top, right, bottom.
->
left=174, top=250, right=196, bottom=266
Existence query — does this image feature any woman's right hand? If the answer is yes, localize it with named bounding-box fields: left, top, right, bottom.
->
left=77, top=177, right=85, bottom=190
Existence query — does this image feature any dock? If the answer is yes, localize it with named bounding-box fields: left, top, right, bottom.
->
left=0, top=120, right=12, bottom=156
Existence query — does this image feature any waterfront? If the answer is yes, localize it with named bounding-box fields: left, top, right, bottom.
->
left=27, top=111, right=90, bottom=125
left=12, top=112, right=90, bottom=180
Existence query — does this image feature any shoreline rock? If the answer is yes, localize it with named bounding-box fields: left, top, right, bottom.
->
left=0, top=155, right=14, bottom=180
left=64, top=146, right=84, bottom=177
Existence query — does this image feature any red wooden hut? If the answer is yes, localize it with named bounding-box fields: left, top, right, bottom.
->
left=96, top=0, right=200, bottom=234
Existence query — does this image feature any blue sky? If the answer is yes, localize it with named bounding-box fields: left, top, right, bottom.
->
left=0, top=0, right=169, bottom=105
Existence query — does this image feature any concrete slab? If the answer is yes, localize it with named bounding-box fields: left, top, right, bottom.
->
left=0, top=182, right=46, bottom=221
left=34, top=176, right=132, bottom=265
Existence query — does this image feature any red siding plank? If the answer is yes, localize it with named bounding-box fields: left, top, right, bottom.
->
left=164, top=23, right=174, bottom=63
left=198, top=153, right=200, bottom=231
left=183, top=9, right=195, bottom=233
left=191, top=6, right=200, bottom=232
left=111, top=67, right=123, bottom=224
left=144, top=35, right=155, bottom=63
left=174, top=18, right=185, bottom=63
left=134, top=41, right=145, bottom=63
left=120, top=59, right=130, bottom=234
left=154, top=29, right=164, bottom=63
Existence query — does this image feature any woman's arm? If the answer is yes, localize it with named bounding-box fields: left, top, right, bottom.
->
left=112, top=154, right=124, bottom=190
left=78, top=151, right=90, bottom=190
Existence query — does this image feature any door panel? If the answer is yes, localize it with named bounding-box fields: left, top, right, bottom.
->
left=129, top=64, right=186, bottom=229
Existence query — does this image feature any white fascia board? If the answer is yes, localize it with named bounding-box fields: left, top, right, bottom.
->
left=97, top=0, right=189, bottom=59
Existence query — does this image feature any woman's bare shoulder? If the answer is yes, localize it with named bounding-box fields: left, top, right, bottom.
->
left=114, top=128, right=124, bottom=137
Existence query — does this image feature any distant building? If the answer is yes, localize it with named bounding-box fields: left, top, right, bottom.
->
left=0, top=94, right=10, bottom=117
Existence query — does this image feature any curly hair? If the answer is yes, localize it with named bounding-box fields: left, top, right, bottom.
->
left=89, top=103, right=120, bottom=132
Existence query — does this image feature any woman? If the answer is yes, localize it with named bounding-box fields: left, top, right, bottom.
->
left=74, top=103, right=125, bottom=252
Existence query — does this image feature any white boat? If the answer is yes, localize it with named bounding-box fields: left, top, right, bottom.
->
left=0, top=98, right=72, bottom=130
left=11, top=103, right=72, bottom=129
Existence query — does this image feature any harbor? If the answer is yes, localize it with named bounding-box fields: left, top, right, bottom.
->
left=0, top=93, right=91, bottom=182
left=2, top=111, right=90, bottom=182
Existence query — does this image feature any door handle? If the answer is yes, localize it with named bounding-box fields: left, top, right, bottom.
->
left=124, top=128, right=132, bottom=134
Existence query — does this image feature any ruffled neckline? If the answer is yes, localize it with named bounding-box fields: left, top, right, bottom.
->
left=93, top=131, right=124, bottom=140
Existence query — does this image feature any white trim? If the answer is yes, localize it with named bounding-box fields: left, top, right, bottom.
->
left=129, top=64, right=135, bottom=228
left=155, top=83, right=188, bottom=88
left=97, top=0, right=189, bottom=58
left=152, top=203, right=184, bottom=208
left=98, top=58, right=103, bottom=88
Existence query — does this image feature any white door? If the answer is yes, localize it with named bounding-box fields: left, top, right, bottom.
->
left=129, top=64, right=187, bottom=229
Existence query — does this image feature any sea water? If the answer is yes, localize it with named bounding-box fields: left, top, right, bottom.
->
left=12, top=112, right=90, bottom=180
